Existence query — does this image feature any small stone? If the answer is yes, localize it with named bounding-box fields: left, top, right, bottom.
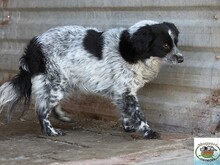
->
left=213, top=15, right=219, bottom=20
left=215, top=55, right=220, bottom=60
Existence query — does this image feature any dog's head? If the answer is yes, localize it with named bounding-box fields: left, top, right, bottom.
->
left=119, top=20, right=183, bottom=64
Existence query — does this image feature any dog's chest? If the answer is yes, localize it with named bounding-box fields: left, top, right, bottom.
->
left=129, top=58, right=163, bottom=92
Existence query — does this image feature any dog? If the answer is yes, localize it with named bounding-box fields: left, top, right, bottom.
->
left=0, top=20, right=183, bottom=139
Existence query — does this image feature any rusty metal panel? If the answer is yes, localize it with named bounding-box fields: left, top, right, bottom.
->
left=0, top=0, right=220, bottom=133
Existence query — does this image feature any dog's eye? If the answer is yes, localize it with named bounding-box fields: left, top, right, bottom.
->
left=163, top=44, right=170, bottom=50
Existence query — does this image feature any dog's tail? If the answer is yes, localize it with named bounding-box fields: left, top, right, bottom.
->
left=0, top=37, right=45, bottom=121
left=0, top=70, right=32, bottom=121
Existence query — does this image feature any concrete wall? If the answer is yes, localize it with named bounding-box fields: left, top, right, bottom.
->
left=0, top=0, right=220, bottom=133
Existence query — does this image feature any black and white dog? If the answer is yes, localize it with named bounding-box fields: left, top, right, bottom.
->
left=0, top=20, right=183, bottom=139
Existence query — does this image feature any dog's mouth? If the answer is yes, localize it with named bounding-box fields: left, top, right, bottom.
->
left=164, top=52, right=184, bottom=64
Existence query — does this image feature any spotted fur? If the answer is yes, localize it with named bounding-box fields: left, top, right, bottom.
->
left=0, top=20, right=183, bottom=139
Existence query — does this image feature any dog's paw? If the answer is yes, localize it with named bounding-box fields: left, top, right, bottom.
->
left=53, top=129, right=66, bottom=136
left=43, top=127, right=65, bottom=136
left=123, top=125, right=136, bottom=133
left=143, top=130, right=160, bottom=139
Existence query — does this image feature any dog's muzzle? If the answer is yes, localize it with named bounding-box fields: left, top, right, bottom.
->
left=165, top=49, right=184, bottom=64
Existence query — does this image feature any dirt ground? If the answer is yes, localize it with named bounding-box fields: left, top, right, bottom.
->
left=0, top=109, right=217, bottom=165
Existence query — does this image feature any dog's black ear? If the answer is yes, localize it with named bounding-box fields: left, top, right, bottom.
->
left=130, top=25, right=154, bottom=53
left=163, top=22, right=179, bottom=36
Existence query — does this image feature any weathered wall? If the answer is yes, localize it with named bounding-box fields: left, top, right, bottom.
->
left=0, top=0, right=220, bottom=133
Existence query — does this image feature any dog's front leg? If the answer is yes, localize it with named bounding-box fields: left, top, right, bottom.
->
left=114, top=92, right=159, bottom=139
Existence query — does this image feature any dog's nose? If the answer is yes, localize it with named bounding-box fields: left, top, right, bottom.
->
left=175, top=52, right=184, bottom=63
left=177, top=55, right=184, bottom=63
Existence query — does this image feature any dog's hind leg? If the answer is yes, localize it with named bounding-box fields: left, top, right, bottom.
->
left=52, top=104, right=72, bottom=122
left=114, top=92, right=159, bottom=139
left=32, top=74, right=67, bottom=136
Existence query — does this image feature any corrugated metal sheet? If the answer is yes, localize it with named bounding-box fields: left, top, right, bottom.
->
left=0, top=0, right=220, bottom=133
